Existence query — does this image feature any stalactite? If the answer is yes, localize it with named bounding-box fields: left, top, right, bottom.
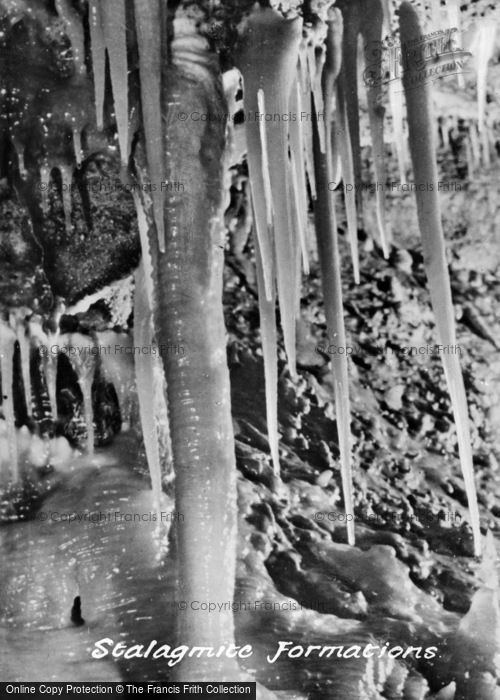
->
left=236, top=52, right=273, bottom=298
left=361, top=0, right=389, bottom=257
left=312, top=9, right=355, bottom=546
left=88, top=0, right=106, bottom=130
left=55, top=0, right=86, bottom=76
left=249, top=193, right=279, bottom=475
left=133, top=0, right=165, bottom=252
left=0, top=320, right=18, bottom=483
left=400, top=1, right=481, bottom=557
left=337, top=0, right=393, bottom=254
left=236, top=7, right=303, bottom=377
left=101, top=0, right=129, bottom=165
left=259, top=15, right=302, bottom=374
left=63, top=333, right=96, bottom=456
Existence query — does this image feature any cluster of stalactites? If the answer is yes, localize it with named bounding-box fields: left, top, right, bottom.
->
left=87, top=0, right=166, bottom=250
left=0, top=298, right=171, bottom=528
left=85, top=1, right=170, bottom=511
left=236, top=0, right=486, bottom=554
left=1, top=1, right=170, bottom=508
left=236, top=5, right=360, bottom=545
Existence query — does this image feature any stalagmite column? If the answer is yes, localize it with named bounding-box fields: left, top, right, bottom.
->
left=143, top=10, right=240, bottom=680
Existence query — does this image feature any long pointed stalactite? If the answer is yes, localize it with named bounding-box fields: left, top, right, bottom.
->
left=336, top=0, right=392, bottom=256
left=100, top=0, right=129, bottom=166
left=313, top=9, right=355, bottom=547
left=399, top=1, right=481, bottom=556
left=236, top=7, right=303, bottom=477
left=130, top=0, right=170, bottom=516
left=236, top=7, right=303, bottom=382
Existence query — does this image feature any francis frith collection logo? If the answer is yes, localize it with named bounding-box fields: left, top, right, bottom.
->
left=364, top=27, right=472, bottom=88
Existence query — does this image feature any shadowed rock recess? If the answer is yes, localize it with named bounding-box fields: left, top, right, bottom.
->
left=1, top=0, right=500, bottom=697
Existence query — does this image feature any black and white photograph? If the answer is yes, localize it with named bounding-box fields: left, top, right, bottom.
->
left=0, top=0, right=499, bottom=697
